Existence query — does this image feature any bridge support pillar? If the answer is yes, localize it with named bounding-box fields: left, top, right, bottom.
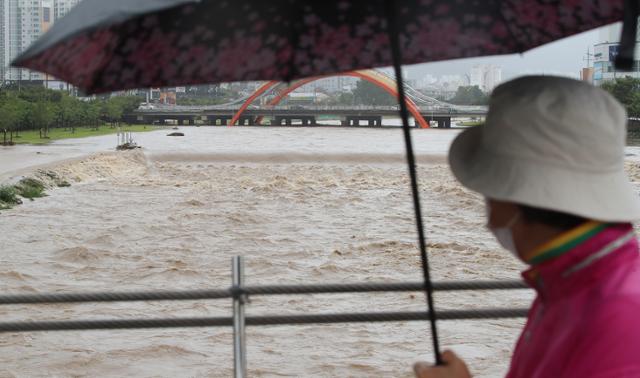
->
left=346, top=116, right=382, bottom=127
left=238, top=116, right=255, bottom=126
left=300, top=116, right=316, bottom=126
left=207, top=115, right=233, bottom=126
left=272, top=115, right=316, bottom=126
left=369, top=116, right=382, bottom=127
left=421, top=115, right=452, bottom=128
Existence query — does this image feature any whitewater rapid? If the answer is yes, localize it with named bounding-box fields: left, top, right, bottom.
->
left=2, top=126, right=635, bottom=377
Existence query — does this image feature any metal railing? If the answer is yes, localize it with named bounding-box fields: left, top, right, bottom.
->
left=0, top=256, right=531, bottom=378
left=134, top=104, right=489, bottom=114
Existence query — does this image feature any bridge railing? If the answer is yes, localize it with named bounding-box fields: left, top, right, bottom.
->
left=0, top=256, right=529, bottom=377
left=134, top=104, right=489, bottom=113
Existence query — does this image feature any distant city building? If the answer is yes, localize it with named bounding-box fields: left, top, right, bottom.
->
left=440, top=74, right=466, bottom=90
left=469, top=64, right=502, bottom=92
left=592, top=23, right=640, bottom=86
left=297, top=76, right=358, bottom=93
left=416, top=74, right=437, bottom=90
left=0, top=0, right=82, bottom=84
left=52, top=0, right=78, bottom=20
left=415, top=74, right=466, bottom=99
left=42, top=0, right=52, bottom=32
left=580, top=67, right=595, bottom=83
left=1, top=0, right=44, bottom=81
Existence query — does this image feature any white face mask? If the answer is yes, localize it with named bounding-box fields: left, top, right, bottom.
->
left=486, top=202, right=521, bottom=257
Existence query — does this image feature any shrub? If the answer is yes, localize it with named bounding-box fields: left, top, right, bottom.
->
left=15, top=178, right=46, bottom=199
left=0, top=185, right=21, bottom=209
left=0, top=185, right=18, bottom=204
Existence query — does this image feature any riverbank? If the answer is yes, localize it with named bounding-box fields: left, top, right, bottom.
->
left=5, top=124, right=159, bottom=145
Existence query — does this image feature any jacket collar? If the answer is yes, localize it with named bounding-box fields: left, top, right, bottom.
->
left=522, top=223, right=637, bottom=302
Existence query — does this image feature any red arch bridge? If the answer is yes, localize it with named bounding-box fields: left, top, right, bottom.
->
left=127, top=70, right=487, bottom=129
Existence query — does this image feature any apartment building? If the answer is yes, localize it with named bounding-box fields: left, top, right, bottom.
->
left=0, top=0, right=81, bottom=83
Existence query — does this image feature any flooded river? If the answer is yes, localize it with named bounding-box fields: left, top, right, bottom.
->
left=1, top=127, right=638, bottom=377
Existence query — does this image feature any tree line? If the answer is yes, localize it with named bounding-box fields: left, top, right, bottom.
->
left=0, top=85, right=142, bottom=144
left=600, top=76, right=640, bottom=118
left=322, top=81, right=491, bottom=107
left=324, top=80, right=399, bottom=106
left=448, top=86, right=489, bottom=105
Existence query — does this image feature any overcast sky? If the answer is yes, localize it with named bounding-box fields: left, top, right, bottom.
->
left=404, top=25, right=608, bottom=81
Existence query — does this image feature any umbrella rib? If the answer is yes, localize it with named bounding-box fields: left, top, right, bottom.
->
left=384, top=0, right=442, bottom=366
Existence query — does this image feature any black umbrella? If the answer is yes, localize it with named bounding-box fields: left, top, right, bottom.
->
left=12, top=0, right=636, bottom=366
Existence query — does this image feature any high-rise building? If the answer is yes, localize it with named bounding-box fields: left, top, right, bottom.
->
left=42, top=0, right=52, bottom=32
left=297, top=76, right=358, bottom=93
left=0, top=0, right=81, bottom=84
left=470, top=64, right=502, bottom=92
left=1, top=0, right=44, bottom=81
left=53, top=0, right=78, bottom=20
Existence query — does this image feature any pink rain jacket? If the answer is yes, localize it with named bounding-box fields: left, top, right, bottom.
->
left=506, top=224, right=640, bottom=378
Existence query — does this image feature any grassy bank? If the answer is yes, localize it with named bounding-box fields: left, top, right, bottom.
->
left=7, top=125, right=159, bottom=145
left=457, top=120, right=484, bottom=127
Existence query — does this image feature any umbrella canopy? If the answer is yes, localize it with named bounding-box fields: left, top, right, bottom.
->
left=13, top=0, right=625, bottom=94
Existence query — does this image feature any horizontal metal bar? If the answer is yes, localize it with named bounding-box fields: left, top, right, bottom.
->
left=0, top=308, right=529, bottom=333
left=0, top=280, right=528, bottom=305
left=0, top=289, right=232, bottom=305
left=245, top=281, right=528, bottom=296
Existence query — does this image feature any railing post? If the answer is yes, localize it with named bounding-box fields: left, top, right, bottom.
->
left=232, top=256, right=247, bottom=378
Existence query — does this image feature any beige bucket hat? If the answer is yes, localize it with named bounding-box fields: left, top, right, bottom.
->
left=449, top=75, right=640, bottom=222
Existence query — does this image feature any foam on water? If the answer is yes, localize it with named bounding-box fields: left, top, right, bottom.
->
left=3, top=127, right=632, bottom=377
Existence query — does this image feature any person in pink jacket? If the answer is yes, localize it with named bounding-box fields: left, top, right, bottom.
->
left=415, top=76, right=640, bottom=378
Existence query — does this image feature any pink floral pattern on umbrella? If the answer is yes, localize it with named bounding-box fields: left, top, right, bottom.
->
left=14, top=0, right=625, bottom=94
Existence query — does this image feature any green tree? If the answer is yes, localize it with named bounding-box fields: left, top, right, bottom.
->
left=352, top=80, right=396, bottom=106
left=81, top=101, right=101, bottom=129
left=0, top=88, right=142, bottom=133
left=16, top=85, right=61, bottom=104
left=26, top=101, right=55, bottom=139
left=102, top=95, right=143, bottom=125
left=600, top=76, right=640, bottom=117
left=325, top=91, right=355, bottom=106
left=55, top=94, right=80, bottom=132
left=450, top=86, right=489, bottom=105
left=0, top=97, right=22, bottom=144
left=104, top=98, right=124, bottom=125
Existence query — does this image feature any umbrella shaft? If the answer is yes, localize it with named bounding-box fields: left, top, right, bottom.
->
left=384, top=0, right=443, bottom=366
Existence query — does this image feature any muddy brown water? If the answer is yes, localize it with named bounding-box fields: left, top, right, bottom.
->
left=1, top=127, right=638, bottom=377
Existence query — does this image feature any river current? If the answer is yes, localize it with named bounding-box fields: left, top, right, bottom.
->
left=1, top=127, right=638, bottom=377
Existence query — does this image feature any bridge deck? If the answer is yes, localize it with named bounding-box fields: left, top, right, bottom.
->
left=132, top=107, right=487, bottom=118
